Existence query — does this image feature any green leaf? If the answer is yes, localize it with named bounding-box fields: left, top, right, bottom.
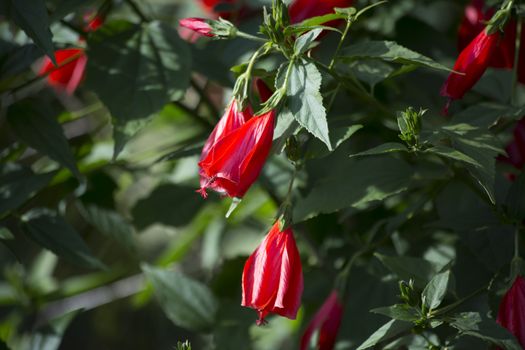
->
left=425, top=146, right=482, bottom=168
left=422, top=270, right=451, bottom=310
left=86, top=20, right=191, bottom=158
left=356, top=319, right=413, bottom=350
left=7, top=99, right=81, bottom=180
left=142, top=265, right=218, bottom=332
left=294, top=29, right=322, bottom=55
left=340, top=40, right=451, bottom=72
left=29, top=310, right=80, bottom=350
left=283, top=59, right=331, bottom=150
left=375, top=254, right=443, bottom=288
left=132, top=184, right=204, bottom=230
left=350, top=142, right=408, bottom=158
left=504, top=172, right=525, bottom=222
left=77, top=204, right=136, bottom=252
left=342, top=59, right=395, bottom=88
left=450, top=312, right=522, bottom=350
left=305, top=125, right=363, bottom=159
left=6, top=0, right=55, bottom=62
left=371, top=304, right=420, bottom=322
left=20, top=209, right=104, bottom=269
left=294, top=156, right=413, bottom=221
left=0, top=227, right=13, bottom=240
left=0, top=163, right=56, bottom=217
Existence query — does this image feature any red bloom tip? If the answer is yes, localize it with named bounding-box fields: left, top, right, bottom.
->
left=441, top=29, right=500, bottom=101
left=300, top=290, right=344, bottom=350
left=255, top=79, right=273, bottom=103
left=497, top=276, right=525, bottom=348
left=179, top=18, right=214, bottom=37
left=39, top=48, right=87, bottom=95
left=198, top=100, right=274, bottom=198
left=242, top=222, right=304, bottom=324
left=289, top=0, right=353, bottom=25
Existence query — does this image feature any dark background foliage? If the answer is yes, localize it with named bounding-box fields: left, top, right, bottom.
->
left=0, top=0, right=524, bottom=349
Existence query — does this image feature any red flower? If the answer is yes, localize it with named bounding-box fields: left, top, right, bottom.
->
left=179, top=18, right=214, bottom=38
left=242, top=222, right=303, bottom=325
left=457, top=0, right=515, bottom=69
left=84, top=14, right=104, bottom=32
left=441, top=29, right=500, bottom=102
left=288, top=0, right=353, bottom=24
left=497, top=276, right=525, bottom=348
left=300, top=290, right=344, bottom=350
left=39, top=48, right=87, bottom=95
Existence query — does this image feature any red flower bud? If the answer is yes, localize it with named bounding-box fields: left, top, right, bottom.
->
left=197, top=99, right=274, bottom=198
left=441, top=29, right=500, bottom=102
left=301, top=290, right=344, bottom=350
left=289, top=0, right=353, bottom=24
left=39, top=48, right=87, bottom=95
left=497, top=276, right=525, bottom=348
left=242, top=222, right=303, bottom=325
left=84, top=14, right=104, bottom=32
left=179, top=18, right=214, bottom=37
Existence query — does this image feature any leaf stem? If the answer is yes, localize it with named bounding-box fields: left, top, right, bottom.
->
left=236, top=31, right=267, bottom=43
left=328, top=17, right=352, bottom=70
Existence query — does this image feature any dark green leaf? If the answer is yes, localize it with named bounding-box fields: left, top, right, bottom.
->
left=0, top=227, right=14, bottom=240
left=7, top=100, right=81, bottom=180
left=294, top=156, right=413, bottom=221
left=77, top=204, right=136, bottom=252
left=356, top=319, right=412, bottom=350
left=29, top=310, right=79, bottom=350
left=6, top=0, right=55, bottom=62
left=132, top=184, right=204, bottom=230
left=142, top=265, right=218, bottom=332
left=425, top=146, right=481, bottom=168
left=504, top=172, right=525, bottom=222
left=422, top=270, right=451, bottom=310
left=350, top=142, right=408, bottom=158
left=375, top=254, right=443, bottom=288
left=20, top=209, right=104, bottom=269
left=450, top=312, right=522, bottom=350
left=340, top=40, right=451, bottom=72
left=306, top=125, right=362, bottom=159
left=371, top=304, right=420, bottom=322
left=283, top=59, right=331, bottom=149
left=0, top=163, right=56, bottom=217
left=86, top=20, right=191, bottom=158
left=294, top=29, right=322, bottom=55
left=342, top=59, right=395, bottom=88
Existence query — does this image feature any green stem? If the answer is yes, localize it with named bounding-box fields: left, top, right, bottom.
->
left=236, top=31, right=267, bottom=43
left=328, top=17, right=352, bottom=70
left=511, top=17, right=522, bottom=106
left=124, top=0, right=149, bottom=22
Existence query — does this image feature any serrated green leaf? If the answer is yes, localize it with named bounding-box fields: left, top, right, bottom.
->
left=504, top=172, right=525, bottom=222
left=422, top=270, right=451, bottom=310
left=356, top=319, right=412, bottom=350
left=0, top=163, right=56, bottom=217
left=86, top=20, right=191, bottom=159
left=20, top=209, right=105, bottom=269
left=77, top=204, right=136, bottom=252
left=142, top=265, right=218, bottom=332
left=350, top=142, right=408, bottom=158
left=375, top=254, right=443, bottom=288
left=340, top=40, right=451, bottom=72
left=283, top=59, right=331, bottom=149
left=294, top=156, right=413, bottom=221
left=425, top=146, right=482, bottom=168
left=450, top=312, right=522, bottom=350
left=294, top=29, right=322, bottom=55
left=7, top=100, right=81, bottom=180
left=371, top=304, right=420, bottom=322
left=7, top=0, right=55, bottom=62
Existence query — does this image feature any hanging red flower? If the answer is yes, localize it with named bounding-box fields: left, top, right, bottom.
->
left=497, top=276, right=525, bottom=348
left=242, top=222, right=304, bottom=325
left=39, top=48, right=88, bottom=95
